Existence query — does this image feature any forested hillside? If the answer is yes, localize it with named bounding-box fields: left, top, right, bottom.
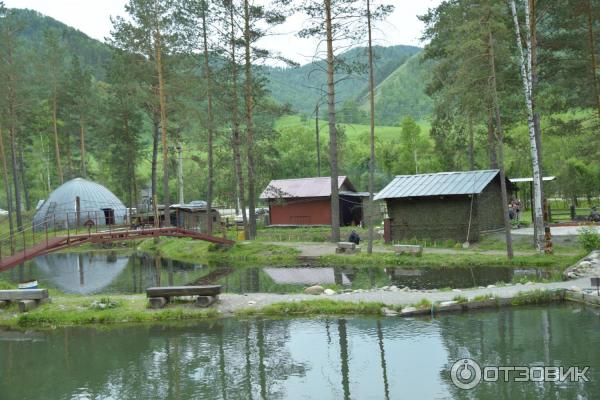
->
left=263, top=44, right=424, bottom=119
left=0, top=0, right=598, bottom=244
left=8, top=8, right=112, bottom=80
left=368, top=52, right=434, bottom=125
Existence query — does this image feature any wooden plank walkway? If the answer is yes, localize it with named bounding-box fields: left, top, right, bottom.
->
left=0, top=227, right=234, bottom=272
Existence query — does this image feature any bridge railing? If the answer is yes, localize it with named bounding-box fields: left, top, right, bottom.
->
left=0, top=210, right=135, bottom=262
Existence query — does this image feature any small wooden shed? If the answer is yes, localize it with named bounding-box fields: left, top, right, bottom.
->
left=171, top=201, right=221, bottom=232
left=374, top=170, right=513, bottom=243
left=260, top=176, right=367, bottom=226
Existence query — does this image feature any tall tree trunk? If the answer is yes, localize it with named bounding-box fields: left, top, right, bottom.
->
left=243, top=0, right=257, bottom=240
left=51, top=91, right=64, bottom=184
left=528, top=0, right=546, bottom=248
left=315, top=102, right=321, bottom=176
left=17, top=140, right=30, bottom=211
left=509, top=0, right=545, bottom=252
left=586, top=0, right=600, bottom=119
left=65, top=131, right=73, bottom=178
left=325, top=0, right=340, bottom=242
left=468, top=117, right=475, bottom=170
left=7, top=62, right=22, bottom=231
left=487, top=111, right=498, bottom=169
left=229, top=2, right=248, bottom=238
left=79, top=114, right=86, bottom=178
left=201, top=0, right=214, bottom=235
left=151, top=113, right=160, bottom=204
left=0, top=127, right=15, bottom=254
left=488, top=28, right=514, bottom=260
left=155, top=29, right=170, bottom=223
left=366, top=0, right=376, bottom=255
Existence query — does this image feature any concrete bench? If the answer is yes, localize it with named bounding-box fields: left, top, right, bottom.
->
left=336, top=242, right=361, bottom=254
left=146, top=285, right=221, bottom=309
left=393, top=244, right=423, bottom=256
left=0, top=289, right=50, bottom=312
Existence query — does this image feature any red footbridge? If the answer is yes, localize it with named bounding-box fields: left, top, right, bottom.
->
left=0, top=226, right=234, bottom=272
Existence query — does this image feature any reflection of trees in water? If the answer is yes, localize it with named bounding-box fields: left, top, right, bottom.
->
left=0, top=319, right=309, bottom=399
left=338, top=319, right=351, bottom=400
left=437, top=306, right=600, bottom=399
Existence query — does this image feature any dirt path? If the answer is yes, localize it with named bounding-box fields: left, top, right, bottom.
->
left=215, top=275, right=591, bottom=314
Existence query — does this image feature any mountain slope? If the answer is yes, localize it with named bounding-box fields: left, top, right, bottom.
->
left=7, top=8, right=112, bottom=80
left=365, top=52, right=433, bottom=125
left=262, top=45, right=422, bottom=115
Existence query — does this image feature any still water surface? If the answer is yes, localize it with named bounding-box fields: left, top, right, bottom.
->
left=0, top=304, right=598, bottom=399
left=0, top=251, right=558, bottom=294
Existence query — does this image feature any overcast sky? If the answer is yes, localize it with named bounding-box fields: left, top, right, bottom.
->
left=4, top=0, right=442, bottom=64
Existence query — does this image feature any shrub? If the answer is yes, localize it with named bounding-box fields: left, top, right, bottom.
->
left=578, top=227, right=600, bottom=252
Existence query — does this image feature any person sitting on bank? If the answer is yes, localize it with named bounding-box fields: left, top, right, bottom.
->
left=348, top=230, right=360, bottom=245
left=590, top=207, right=600, bottom=222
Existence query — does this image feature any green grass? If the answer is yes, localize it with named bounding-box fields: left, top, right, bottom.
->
left=256, top=225, right=385, bottom=244
left=0, top=294, right=218, bottom=329
left=452, top=295, right=468, bottom=304
left=274, top=115, right=430, bottom=142
left=510, top=289, right=563, bottom=306
left=317, top=251, right=584, bottom=269
left=472, top=294, right=496, bottom=302
left=236, top=299, right=384, bottom=317
left=137, top=237, right=300, bottom=266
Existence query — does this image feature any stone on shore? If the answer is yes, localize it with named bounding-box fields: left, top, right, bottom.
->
left=323, top=288, right=336, bottom=296
left=304, top=285, right=325, bottom=295
left=381, top=307, right=398, bottom=316
left=440, top=301, right=458, bottom=307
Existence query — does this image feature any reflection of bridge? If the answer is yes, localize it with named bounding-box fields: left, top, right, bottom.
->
left=0, top=227, right=234, bottom=272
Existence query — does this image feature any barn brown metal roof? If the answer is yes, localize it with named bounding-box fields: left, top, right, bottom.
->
left=260, top=176, right=355, bottom=199
left=374, top=170, right=501, bottom=200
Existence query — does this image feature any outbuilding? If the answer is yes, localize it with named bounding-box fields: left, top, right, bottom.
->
left=170, top=201, right=221, bottom=232
left=374, top=170, right=513, bottom=243
left=33, top=178, right=127, bottom=229
left=260, top=176, right=366, bottom=226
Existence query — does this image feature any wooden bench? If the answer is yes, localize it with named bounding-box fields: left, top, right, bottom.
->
left=0, top=289, right=50, bottom=312
left=393, top=244, right=423, bottom=256
left=146, top=285, right=222, bottom=309
left=336, top=241, right=361, bottom=254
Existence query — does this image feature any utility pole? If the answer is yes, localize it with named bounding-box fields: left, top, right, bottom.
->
left=176, top=142, right=184, bottom=204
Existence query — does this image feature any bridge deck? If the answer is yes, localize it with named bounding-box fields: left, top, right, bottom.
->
left=0, top=227, right=234, bottom=272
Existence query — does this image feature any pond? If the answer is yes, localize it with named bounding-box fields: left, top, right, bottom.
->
left=0, top=304, right=598, bottom=399
left=0, top=251, right=559, bottom=294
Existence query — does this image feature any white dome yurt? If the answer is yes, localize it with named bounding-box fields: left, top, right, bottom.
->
left=33, top=178, right=127, bottom=229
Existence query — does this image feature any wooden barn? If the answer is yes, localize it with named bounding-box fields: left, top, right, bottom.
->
left=260, top=176, right=367, bottom=226
left=374, top=170, right=513, bottom=243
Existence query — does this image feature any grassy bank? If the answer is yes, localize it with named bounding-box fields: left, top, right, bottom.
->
left=318, top=251, right=584, bottom=269
left=236, top=299, right=385, bottom=317
left=137, top=237, right=300, bottom=266
left=0, top=294, right=218, bottom=329
left=0, top=288, right=569, bottom=329
left=135, top=235, right=584, bottom=270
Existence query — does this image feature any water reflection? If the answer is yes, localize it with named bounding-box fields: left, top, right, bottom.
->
left=0, top=305, right=598, bottom=400
left=0, top=252, right=562, bottom=294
